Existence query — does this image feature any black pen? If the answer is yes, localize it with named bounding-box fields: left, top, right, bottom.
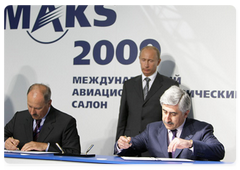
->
left=86, top=144, right=94, bottom=154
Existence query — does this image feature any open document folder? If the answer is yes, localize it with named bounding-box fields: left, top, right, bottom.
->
left=121, top=156, right=193, bottom=162
left=4, top=149, right=56, bottom=154
left=4, top=149, right=95, bottom=157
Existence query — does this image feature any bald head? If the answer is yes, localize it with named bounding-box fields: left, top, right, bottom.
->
left=27, top=84, right=51, bottom=104
left=27, top=83, right=52, bottom=120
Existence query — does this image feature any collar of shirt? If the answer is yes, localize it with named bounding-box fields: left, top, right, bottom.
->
left=168, top=119, right=186, bottom=143
left=33, top=106, right=51, bottom=130
left=141, top=70, right=158, bottom=89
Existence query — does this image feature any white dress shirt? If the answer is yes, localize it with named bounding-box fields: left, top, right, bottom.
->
left=168, top=119, right=194, bottom=152
left=141, top=70, right=158, bottom=90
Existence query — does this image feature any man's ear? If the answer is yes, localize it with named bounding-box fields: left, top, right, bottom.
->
left=184, top=110, right=190, bottom=118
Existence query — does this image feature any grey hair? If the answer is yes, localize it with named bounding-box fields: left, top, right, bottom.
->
left=160, top=85, right=191, bottom=114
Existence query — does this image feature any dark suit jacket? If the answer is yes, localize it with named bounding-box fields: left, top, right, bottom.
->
left=116, top=73, right=178, bottom=141
left=4, top=106, right=81, bottom=154
left=117, top=118, right=225, bottom=161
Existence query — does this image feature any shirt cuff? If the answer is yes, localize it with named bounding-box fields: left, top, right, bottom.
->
left=46, top=143, right=50, bottom=152
left=115, top=143, right=123, bottom=154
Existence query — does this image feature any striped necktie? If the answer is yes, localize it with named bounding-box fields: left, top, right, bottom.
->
left=33, top=119, right=42, bottom=141
left=143, top=77, right=150, bottom=100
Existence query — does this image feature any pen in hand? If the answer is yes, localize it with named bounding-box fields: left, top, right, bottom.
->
left=10, top=137, right=20, bottom=150
left=56, top=143, right=64, bottom=154
left=86, top=144, right=94, bottom=154
left=125, top=135, right=131, bottom=145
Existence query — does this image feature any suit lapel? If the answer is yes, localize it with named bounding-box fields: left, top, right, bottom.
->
left=157, top=125, right=169, bottom=158
left=180, top=119, right=194, bottom=140
left=24, top=115, right=33, bottom=141
left=37, top=107, right=56, bottom=142
left=143, top=73, right=163, bottom=104
left=174, top=119, right=194, bottom=158
left=134, top=75, right=144, bottom=102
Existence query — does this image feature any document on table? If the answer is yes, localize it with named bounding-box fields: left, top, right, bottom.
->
left=4, top=149, right=56, bottom=154
left=121, top=156, right=193, bottom=162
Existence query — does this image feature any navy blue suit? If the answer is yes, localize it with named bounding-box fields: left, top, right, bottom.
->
left=116, top=118, right=225, bottom=161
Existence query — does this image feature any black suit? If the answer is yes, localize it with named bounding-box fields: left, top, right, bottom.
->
left=116, top=73, right=178, bottom=141
left=4, top=106, right=81, bottom=154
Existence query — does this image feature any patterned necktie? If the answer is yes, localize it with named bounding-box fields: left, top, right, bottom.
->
left=33, top=119, right=42, bottom=141
left=143, top=77, right=151, bottom=100
left=170, top=129, right=177, bottom=158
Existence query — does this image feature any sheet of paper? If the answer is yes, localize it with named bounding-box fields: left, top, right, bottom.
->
left=4, top=149, right=56, bottom=154
left=121, top=156, right=193, bottom=162
left=156, top=157, right=193, bottom=162
left=121, top=157, right=157, bottom=161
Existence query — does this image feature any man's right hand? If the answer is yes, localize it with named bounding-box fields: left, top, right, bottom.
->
left=5, top=137, right=20, bottom=150
left=117, top=136, right=132, bottom=149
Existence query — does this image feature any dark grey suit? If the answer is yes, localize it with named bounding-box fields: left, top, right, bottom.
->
left=116, top=73, right=178, bottom=141
left=4, top=106, right=81, bottom=154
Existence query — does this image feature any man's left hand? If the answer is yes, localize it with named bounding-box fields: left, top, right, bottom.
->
left=168, top=138, right=192, bottom=153
left=21, top=141, right=48, bottom=151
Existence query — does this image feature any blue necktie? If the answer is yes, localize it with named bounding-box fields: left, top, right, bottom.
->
left=170, top=129, right=177, bottom=158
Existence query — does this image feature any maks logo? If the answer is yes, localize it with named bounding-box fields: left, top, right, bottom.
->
left=4, top=5, right=117, bottom=44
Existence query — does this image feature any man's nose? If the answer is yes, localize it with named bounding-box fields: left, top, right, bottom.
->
left=29, top=108, right=36, bottom=115
left=145, top=61, right=149, bottom=68
left=165, top=113, right=171, bottom=121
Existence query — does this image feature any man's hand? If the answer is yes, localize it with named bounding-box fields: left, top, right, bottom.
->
left=168, top=138, right=193, bottom=153
left=5, top=137, right=20, bottom=150
left=21, top=141, right=48, bottom=151
left=117, top=136, right=132, bottom=149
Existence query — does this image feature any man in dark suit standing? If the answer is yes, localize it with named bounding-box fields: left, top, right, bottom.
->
left=4, top=83, right=81, bottom=154
left=115, top=86, right=225, bottom=161
left=116, top=46, right=178, bottom=144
